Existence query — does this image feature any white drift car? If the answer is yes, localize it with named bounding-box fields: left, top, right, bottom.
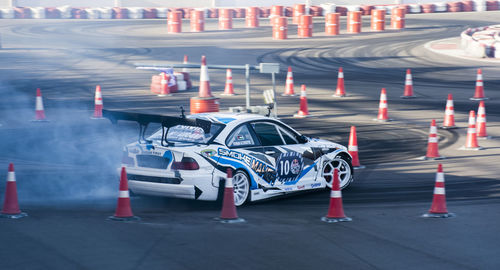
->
left=104, top=110, right=354, bottom=206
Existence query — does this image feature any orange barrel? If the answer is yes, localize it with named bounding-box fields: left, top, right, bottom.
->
left=347, top=11, right=362, bottom=33
left=168, top=11, right=182, bottom=33
left=293, top=4, right=306, bottom=24
left=298, top=15, right=313, bottom=38
left=271, top=5, right=284, bottom=17
left=190, top=10, right=204, bottom=32
left=273, top=16, right=288, bottom=40
left=391, top=8, right=405, bottom=29
left=325, top=13, right=340, bottom=35
left=190, top=97, right=220, bottom=114
left=371, top=9, right=385, bottom=31
left=246, top=7, right=259, bottom=27
left=219, top=8, right=233, bottom=30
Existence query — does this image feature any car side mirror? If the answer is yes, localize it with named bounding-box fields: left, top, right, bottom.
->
left=299, top=135, right=309, bottom=143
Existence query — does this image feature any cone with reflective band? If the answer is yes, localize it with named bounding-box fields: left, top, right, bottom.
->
left=293, top=85, right=310, bottom=118
left=198, top=55, right=213, bottom=98
left=182, top=55, right=189, bottom=73
left=442, top=94, right=456, bottom=129
left=425, top=119, right=444, bottom=159
left=375, top=88, right=389, bottom=121
left=1, top=163, right=27, bottom=218
left=221, top=69, right=235, bottom=96
left=321, top=169, right=351, bottom=223
left=92, top=85, right=103, bottom=118
left=461, top=110, right=482, bottom=150
left=422, top=164, right=454, bottom=218
left=109, top=167, right=139, bottom=221
left=401, top=69, right=416, bottom=98
left=218, top=168, right=244, bottom=223
left=470, top=69, right=488, bottom=100
left=333, top=67, right=346, bottom=97
left=283, top=66, right=295, bottom=96
left=348, top=126, right=364, bottom=169
left=476, top=101, right=489, bottom=138
left=34, top=88, right=46, bottom=121
left=158, top=72, right=171, bottom=96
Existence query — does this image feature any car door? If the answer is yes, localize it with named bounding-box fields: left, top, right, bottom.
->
left=249, top=121, right=316, bottom=190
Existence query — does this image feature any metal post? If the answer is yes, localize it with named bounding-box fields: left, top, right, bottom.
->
left=245, top=64, right=250, bottom=110
left=272, top=72, right=277, bottom=118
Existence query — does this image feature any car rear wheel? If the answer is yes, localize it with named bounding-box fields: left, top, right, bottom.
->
left=322, top=157, right=353, bottom=190
left=232, top=170, right=251, bottom=206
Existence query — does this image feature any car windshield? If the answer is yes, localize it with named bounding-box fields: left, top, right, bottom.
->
left=148, top=123, right=223, bottom=144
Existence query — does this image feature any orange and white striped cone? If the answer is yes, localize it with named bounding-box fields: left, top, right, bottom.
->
left=442, top=94, right=456, bottom=129
left=198, top=55, right=213, bottom=98
left=401, top=69, right=416, bottom=98
left=422, top=164, right=455, bottom=218
left=476, top=101, right=490, bottom=139
left=216, top=168, right=245, bottom=223
left=158, top=72, right=172, bottom=97
left=282, top=66, right=295, bottom=96
left=321, top=168, right=352, bottom=223
left=333, top=67, right=346, bottom=97
left=33, top=88, right=47, bottom=122
left=182, top=54, right=189, bottom=73
left=109, top=167, right=140, bottom=221
left=460, top=110, right=482, bottom=150
left=348, top=126, right=365, bottom=169
left=374, top=88, right=390, bottom=122
left=221, top=69, right=235, bottom=96
left=423, top=119, right=445, bottom=160
left=91, top=85, right=104, bottom=119
left=470, top=69, right=488, bottom=101
left=293, top=85, right=310, bottom=118
left=1, top=163, right=28, bottom=219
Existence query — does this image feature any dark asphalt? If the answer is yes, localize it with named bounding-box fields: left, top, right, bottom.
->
left=1, top=12, right=500, bottom=270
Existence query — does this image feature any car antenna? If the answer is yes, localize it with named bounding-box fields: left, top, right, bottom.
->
left=180, top=106, right=186, bottom=118
left=266, top=103, right=274, bottom=117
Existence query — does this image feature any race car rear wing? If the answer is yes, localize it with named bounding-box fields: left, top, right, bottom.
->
left=102, top=109, right=212, bottom=145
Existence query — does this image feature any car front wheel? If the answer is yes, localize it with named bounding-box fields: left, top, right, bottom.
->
left=322, top=157, right=353, bottom=190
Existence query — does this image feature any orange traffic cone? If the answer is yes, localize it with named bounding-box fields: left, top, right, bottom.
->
left=476, top=101, right=490, bottom=139
left=91, top=85, right=104, bottom=119
left=348, top=126, right=365, bottom=169
left=442, top=94, right=456, bottom=129
left=198, top=55, right=213, bottom=98
left=1, top=163, right=27, bottom=219
left=158, top=72, right=172, bottom=97
left=182, top=54, right=189, bottom=73
left=190, top=55, right=219, bottom=114
left=33, top=88, right=47, bottom=121
left=422, top=164, right=455, bottom=218
left=321, top=168, right=352, bottom=223
left=470, top=68, right=488, bottom=101
left=333, top=67, right=346, bottom=97
left=221, top=69, right=235, bottom=96
left=109, top=167, right=140, bottom=221
left=216, top=168, right=245, bottom=223
left=423, top=119, right=444, bottom=160
left=460, top=110, right=482, bottom=150
left=374, top=88, right=390, bottom=122
left=282, top=66, right=295, bottom=96
left=401, top=69, right=416, bottom=98
left=293, top=85, right=310, bottom=118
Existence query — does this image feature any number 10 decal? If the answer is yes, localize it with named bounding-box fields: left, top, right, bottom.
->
left=276, top=152, right=304, bottom=184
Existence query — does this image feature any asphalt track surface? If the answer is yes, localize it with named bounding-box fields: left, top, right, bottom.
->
left=1, top=12, right=500, bottom=269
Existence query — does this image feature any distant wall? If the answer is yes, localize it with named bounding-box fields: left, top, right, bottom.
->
left=1, top=0, right=436, bottom=8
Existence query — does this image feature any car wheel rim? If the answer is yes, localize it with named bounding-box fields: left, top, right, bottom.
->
left=322, top=158, right=352, bottom=189
left=232, top=172, right=249, bottom=206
